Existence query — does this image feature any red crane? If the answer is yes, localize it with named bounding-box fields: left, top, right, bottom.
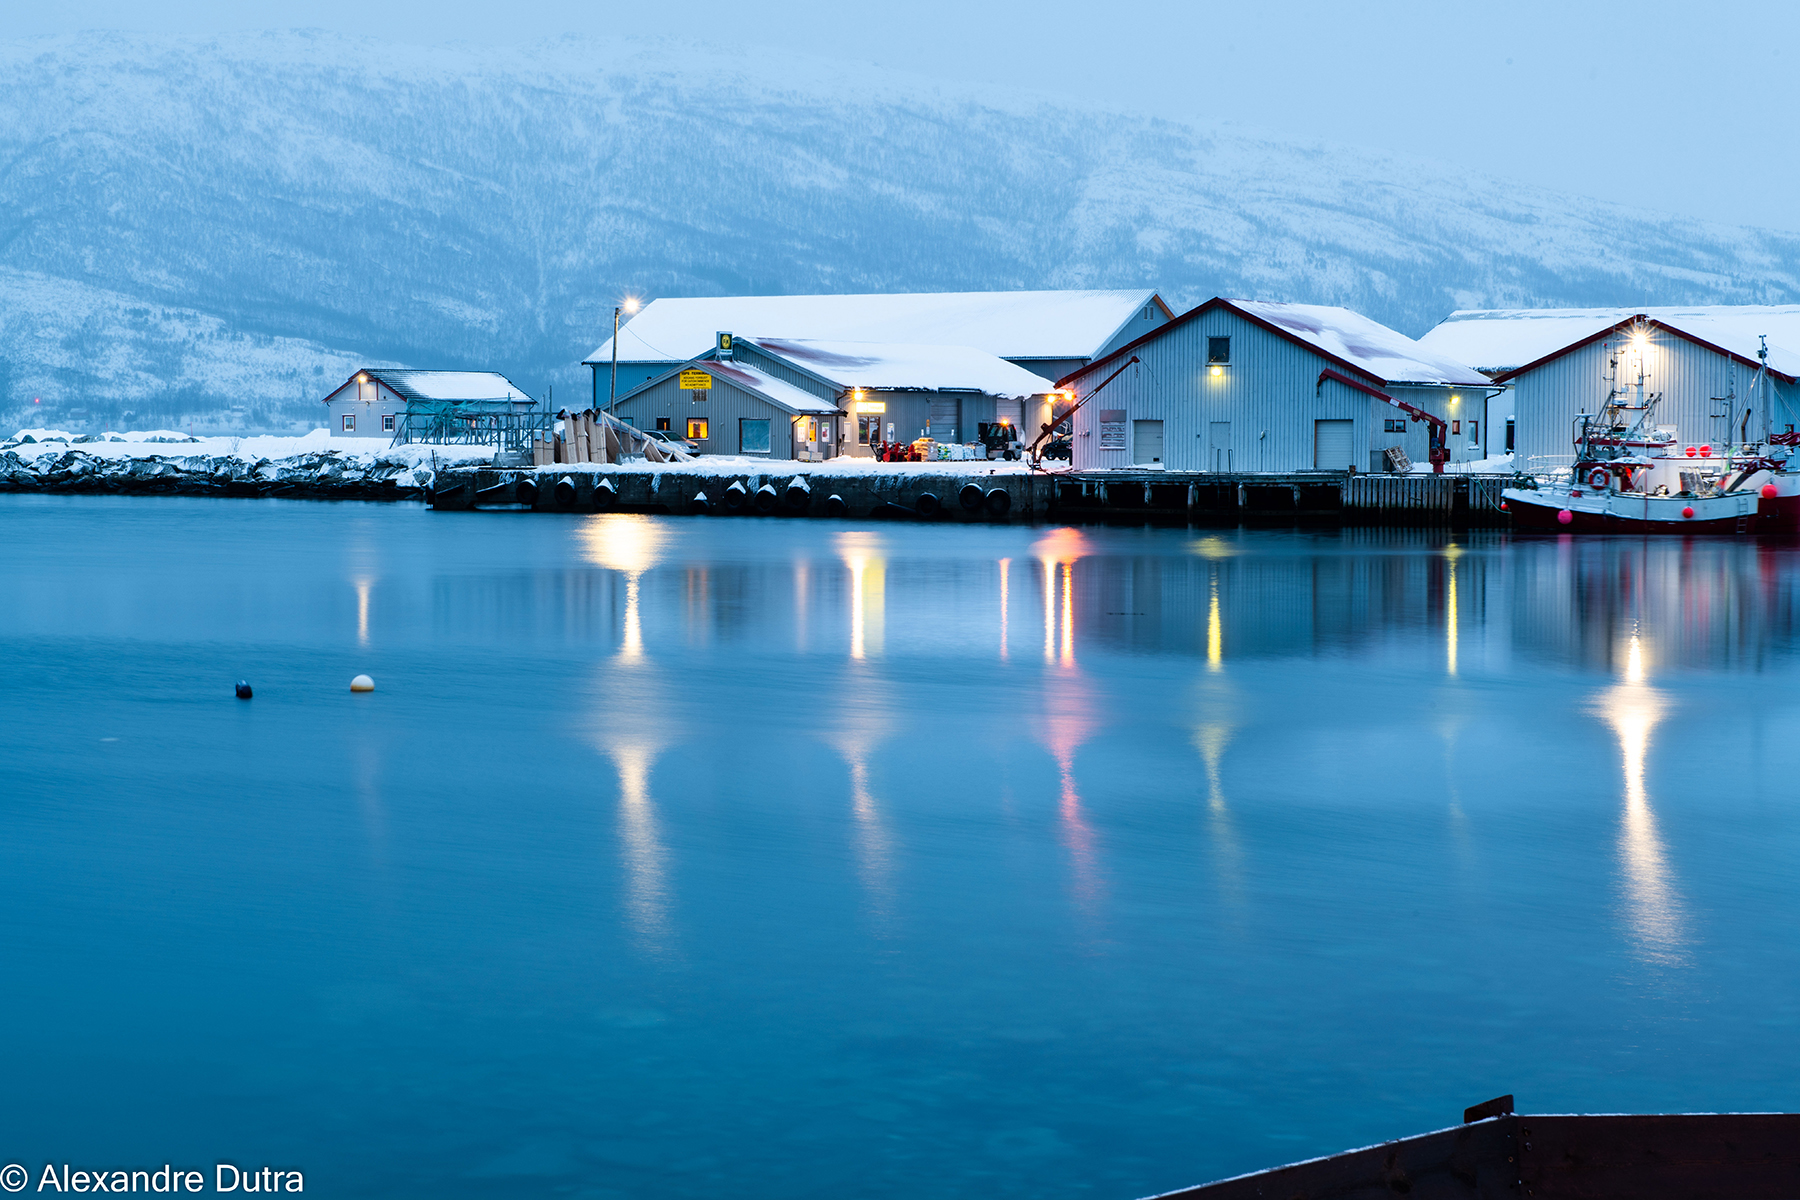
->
left=1318, top=368, right=1447, bottom=474
left=1030, top=356, right=1140, bottom=468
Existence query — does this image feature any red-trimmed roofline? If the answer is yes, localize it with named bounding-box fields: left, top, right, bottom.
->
left=1056, top=297, right=1392, bottom=391
left=1492, top=315, right=1798, bottom=385
left=1317, top=368, right=1392, bottom=403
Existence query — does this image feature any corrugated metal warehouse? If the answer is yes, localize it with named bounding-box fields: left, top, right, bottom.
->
left=322, top=369, right=535, bottom=440
left=1418, top=307, right=1800, bottom=466
left=610, top=333, right=1057, bottom=459
left=584, top=289, right=1172, bottom=404
left=1056, top=298, right=1497, bottom=473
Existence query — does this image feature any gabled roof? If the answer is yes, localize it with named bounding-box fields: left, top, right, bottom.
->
left=1059, top=297, right=1491, bottom=389
left=1417, top=306, right=1800, bottom=383
left=584, top=290, right=1169, bottom=365
left=635, top=359, right=839, bottom=416
left=328, top=369, right=533, bottom=404
left=744, top=337, right=1054, bottom=398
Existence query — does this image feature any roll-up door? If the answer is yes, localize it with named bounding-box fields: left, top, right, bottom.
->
left=928, top=396, right=961, bottom=443
left=994, top=399, right=1023, bottom=437
left=1314, top=419, right=1354, bottom=470
left=1132, top=419, right=1164, bottom=466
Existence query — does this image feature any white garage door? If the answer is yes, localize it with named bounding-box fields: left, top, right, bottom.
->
left=1314, top=419, right=1354, bottom=470
left=1132, top=419, right=1164, bottom=466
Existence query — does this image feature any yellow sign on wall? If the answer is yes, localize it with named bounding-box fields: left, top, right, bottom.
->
left=680, top=370, right=713, bottom=391
left=854, top=400, right=886, bottom=413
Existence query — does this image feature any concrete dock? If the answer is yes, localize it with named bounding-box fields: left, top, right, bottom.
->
left=429, top=464, right=1513, bottom=526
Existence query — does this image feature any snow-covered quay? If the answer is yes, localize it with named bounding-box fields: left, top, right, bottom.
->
left=0, top=429, right=491, bottom=500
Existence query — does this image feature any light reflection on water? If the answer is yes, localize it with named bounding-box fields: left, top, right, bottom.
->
left=4, top=498, right=1800, bottom=1200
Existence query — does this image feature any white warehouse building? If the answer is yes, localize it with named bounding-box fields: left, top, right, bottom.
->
left=1418, top=307, right=1800, bottom=466
left=1057, top=298, right=1498, bottom=473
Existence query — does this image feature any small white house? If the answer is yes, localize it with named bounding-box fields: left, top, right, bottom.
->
left=1057, top=298, right=1497, bottom=472
left=322, top=369, right=536, bottom=439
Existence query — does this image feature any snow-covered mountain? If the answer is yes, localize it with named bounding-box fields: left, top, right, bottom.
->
left=6, top=30, right=1800, bottom=430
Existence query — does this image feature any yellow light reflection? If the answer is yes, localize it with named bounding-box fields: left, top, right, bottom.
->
left=1194, top=721, right=1243, bottom=906
left=1445, top=544, right=1461, bottom=677
left=829, top=729, right=896, bottom=927
left=1206, top=571, right=1222, bottom=671
left=581, top=515, right=669, bottom=662
left=609, top=740, right=673, bottom=955
left=838, top=533, right=885, bottom=660
left=1594, top=634, right=1688, bottom=965
left=1034, top=667, right=1104, bottom=921
left=998, top=557, right=1011, bottom=661
left=354, top=577, right=372, bottom=647
left=1033, top=527, right=1088, bottom=669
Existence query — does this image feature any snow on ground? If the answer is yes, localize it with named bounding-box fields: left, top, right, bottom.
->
left=5, top=427, right=493, bottom=466
left=1410, top=452, right=1516, bottom=474
left=529, top=454, right=1040, bottom=477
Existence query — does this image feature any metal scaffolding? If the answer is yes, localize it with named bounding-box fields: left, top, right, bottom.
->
left=391, top=400, right=552, bottom=454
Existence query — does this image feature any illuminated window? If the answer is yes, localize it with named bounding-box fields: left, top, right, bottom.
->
left=1207, top=336, right=1230, bottom=364
left=1451, top=420, right=1461, bottom=435
left=655, top=417, right=671, bottom=432
left=687, top=418, right=709, bottom=440
left=341, top=414, right=355, bottom=432
left=858, top=415, right=880, bottom=445
left=382, top=413, right=395, bottom=432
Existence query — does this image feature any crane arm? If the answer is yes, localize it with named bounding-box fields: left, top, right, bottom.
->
left=1031, top=356, right=1140, bottom=467
left=1318, top=368, right=1447, bottom=474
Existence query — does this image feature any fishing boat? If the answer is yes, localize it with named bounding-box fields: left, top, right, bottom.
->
left=1503, top=331, right=1800, bottom=533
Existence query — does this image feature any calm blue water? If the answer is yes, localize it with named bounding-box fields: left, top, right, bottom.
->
left=3, top=495, right=1799, bottom=1198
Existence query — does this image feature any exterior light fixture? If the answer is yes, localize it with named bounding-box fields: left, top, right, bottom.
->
left=1450, top=393, right=1460, bottom=405
left=1209, top=365, right=1223, bottom=377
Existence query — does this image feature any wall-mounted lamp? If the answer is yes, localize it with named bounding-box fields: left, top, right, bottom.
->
left=1450, top=393, right=1461, bottom=405
left=1209, top=365, right=1224, bottom=378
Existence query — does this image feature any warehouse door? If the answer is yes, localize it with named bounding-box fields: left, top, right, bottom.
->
left=1208, top=422, right=1231, bottom=472
left=1314, top=419, right=1354, bottom=470
left=1132, top=420, right=1164, bottom=466
left=994, top=399, right=1023, bottom=438
left=929, top=396, right=960, bottom=443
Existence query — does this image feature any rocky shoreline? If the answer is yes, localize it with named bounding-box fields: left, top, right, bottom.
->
left=0, top=446, right=438, bottom=501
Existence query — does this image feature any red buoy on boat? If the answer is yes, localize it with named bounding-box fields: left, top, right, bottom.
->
left=1686, top=446, right=1698, bottom=457
left=1763, top=484, right=1779, bottom=499
left=1557, top=509, right=1573, bottom=525
left=1700, top=444, right=1713, bottom=458
left=1682, top=506, right=1695, bottom=518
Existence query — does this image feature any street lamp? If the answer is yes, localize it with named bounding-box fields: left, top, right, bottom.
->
left=610, top=295, right=640, bottom=415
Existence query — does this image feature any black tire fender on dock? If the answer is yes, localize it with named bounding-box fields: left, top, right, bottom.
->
left=823, top=493, right=848, bottom=517
left=958, top=482, right=984, bottom=511
left=554, top=475, right=577, bottom=508
left=915, top=491, right=941, bottom=516
left=592, top=478, right=617, bottom=511
left=688, top=490, right=712, bottom=515
left=985, top=487, right=1011, bottom=517
left=724, top=480, right=749, bottom=511
left=754, top=482, right=780, bottom=513
left=515, top=478, right=539, bottom=506
left=784, top=477, right=812, bottom=512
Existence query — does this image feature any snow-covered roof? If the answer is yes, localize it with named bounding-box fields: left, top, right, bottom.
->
left=746, top=337, right=1054, bottom=398
left=584, top=290, right=1165, bottom=365
left=1418, top=306, right=1800, bottom=381
left=705, top=361, right=840, bottom=415
left=357, top=369, right=533, bottom=403
left=1060, top=297, right=1490, bottom=390
left=1226, top=300, right=1492, bottom=387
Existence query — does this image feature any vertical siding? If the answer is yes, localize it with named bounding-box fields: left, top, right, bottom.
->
left=1514, top=330, right=1800, bottom=466
left=615, top=376, right=800, bottom=458
left=1067, top=309, right=1385, bottom=472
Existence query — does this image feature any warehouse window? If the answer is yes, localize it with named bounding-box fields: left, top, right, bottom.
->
left=1451, top=420, right=1461, bottom=435
left=341, top=414, right=355, bottom=432
left=1469, top=421, right=1479, bottom=443
left=686, top=418, right=709, bottom=440
left=740, top=418, right=771, bottom=455
left=1505, top=418, right=1515, bottom=452
left=382, top=413, right=395, bottom=432
left=1384, top=418, right=1405, bottom=433
left=655, top=417, right=671, bottom=432
left=1207, top=337, right=1230, bottom=364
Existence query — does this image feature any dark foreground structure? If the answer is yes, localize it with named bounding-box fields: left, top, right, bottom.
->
left=429, top=466, right=1514, bottom=526
left=1148, top=1097, right=1800, bottom=1200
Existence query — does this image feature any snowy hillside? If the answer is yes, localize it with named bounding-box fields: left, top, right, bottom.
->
left=5, top=30, right=1800, bottom=430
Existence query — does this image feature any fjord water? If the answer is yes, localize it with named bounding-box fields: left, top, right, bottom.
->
left=3, top=496, right=1798, bottom=1198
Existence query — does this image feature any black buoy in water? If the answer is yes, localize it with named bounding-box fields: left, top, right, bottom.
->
left=235, top=680, right=253, bottom=699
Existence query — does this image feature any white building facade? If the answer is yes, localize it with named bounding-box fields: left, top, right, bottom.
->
left=322, top=369, right=537, bottom=440
left=1057, top=298, right=1497, bottom=473
left=1418, top=307, right=1800, bottom=466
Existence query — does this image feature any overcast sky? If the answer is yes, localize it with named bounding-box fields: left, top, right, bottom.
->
left=17, top=0, right=1800, bottom=232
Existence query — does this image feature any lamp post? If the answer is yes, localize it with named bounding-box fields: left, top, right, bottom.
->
left=610, top=296, right=640, bottom=415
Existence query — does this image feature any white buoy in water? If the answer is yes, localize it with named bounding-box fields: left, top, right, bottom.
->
left=350, top=674, right=375, bottom=692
